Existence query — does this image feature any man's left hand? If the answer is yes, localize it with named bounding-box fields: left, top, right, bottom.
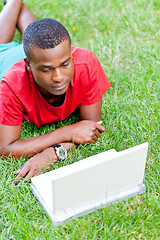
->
left=13, top=147, right=57, bottom=185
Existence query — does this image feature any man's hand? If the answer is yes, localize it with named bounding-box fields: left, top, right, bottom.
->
left=13, top=142, right=75, bottom=185
left=70, top=120, right=105, bottom=144
left=13, top=147, right=58, bottom=185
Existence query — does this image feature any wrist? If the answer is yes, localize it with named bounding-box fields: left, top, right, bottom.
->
left=43, top=147, right=58, bottom=163
left=50, top=144, right=67, bottom=160
left=62, top=125, right=73, bottom=142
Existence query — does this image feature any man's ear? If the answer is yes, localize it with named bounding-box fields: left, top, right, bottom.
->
left=24, top=58, right=32, bottom=72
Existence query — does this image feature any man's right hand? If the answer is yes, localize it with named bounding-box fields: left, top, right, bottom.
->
left=69, top=120, right=105, bottom=144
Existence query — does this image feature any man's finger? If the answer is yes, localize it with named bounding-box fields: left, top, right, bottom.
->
left=25, top=168, right=41, bottom=180
left=96, top=122, right=105, bottom=132
left=89, top=139, right=95, bottom=144
left=13, top=166, right=29, bottom=185
left=94, top=129, right=101, bottom=138
left=92, top=135, right=98, bottom=142
left=14, top=169, right=22, bottom=174
left=14, top=162, right=26, bottom=174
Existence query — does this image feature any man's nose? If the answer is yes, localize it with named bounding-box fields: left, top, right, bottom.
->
left=52, top=68, right=63, bottom=82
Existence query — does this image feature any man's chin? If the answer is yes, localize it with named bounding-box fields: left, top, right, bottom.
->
left=50, top=88, right=67, bottom=96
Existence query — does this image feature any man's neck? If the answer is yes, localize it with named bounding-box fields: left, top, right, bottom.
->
left=43, top=93, right=66, bottom=107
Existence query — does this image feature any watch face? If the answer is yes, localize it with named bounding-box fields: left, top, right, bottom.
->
left=57, top=146, right=67, bottom=160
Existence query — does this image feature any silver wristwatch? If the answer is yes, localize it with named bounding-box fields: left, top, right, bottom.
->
left=50, top=144, right=67, bottom=160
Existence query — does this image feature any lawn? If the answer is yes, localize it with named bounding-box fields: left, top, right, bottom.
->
left=0, top=0, right=160, bottom=239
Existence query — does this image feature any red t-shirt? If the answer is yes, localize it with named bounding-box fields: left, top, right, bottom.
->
left=0, top=47, right=111, bottom=127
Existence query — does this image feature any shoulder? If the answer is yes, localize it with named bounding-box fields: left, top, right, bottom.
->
left=2, top=58, right=27, bottom=81
left=1, top=59, right=32, bottom=93
left=71, top=46, right=96, bottom=66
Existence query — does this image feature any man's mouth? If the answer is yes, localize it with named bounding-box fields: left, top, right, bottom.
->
left=52, top=84, right=66, bottom=91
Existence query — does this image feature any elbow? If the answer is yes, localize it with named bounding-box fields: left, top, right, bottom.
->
left=0, top=144, right=10, bottom=156
left=0, top=141, right=14, bottom=157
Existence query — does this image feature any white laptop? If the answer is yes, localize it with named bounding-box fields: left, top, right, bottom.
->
left=30, top=142, right=148, bottom=225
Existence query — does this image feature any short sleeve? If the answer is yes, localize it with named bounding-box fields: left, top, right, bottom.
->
left=0, top=79, right=24, bottom=126
left=81, top=52, right=111, bottom=105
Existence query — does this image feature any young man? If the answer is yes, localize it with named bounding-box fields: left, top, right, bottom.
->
left=0, top=0, right=111, bottom=184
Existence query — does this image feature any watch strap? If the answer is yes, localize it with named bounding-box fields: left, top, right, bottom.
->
left=50, top=144, right=61, bottom=148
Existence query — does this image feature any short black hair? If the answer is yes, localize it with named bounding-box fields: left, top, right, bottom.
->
left=23, top=18, right=71, bottom=59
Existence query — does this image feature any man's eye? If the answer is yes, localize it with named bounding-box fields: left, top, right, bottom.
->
left=62, top=63, right=69, bottom=68
left=41, top=69, right=51, bottom=72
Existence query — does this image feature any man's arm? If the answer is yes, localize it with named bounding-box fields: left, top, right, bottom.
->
left=79, top=99, right=102, bottom=122
left=0, top=118, right=105, bottom=158
left=0, top=123, right=71, bottom=158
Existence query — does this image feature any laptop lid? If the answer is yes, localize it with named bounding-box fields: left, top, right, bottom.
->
left=31, top=142, right=148, bottom=224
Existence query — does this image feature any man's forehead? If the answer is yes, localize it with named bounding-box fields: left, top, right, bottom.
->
left=28, top=41, right=72, bottom=65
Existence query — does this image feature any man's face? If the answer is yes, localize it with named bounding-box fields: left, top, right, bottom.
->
left=26, top=40, right=74, bottom=96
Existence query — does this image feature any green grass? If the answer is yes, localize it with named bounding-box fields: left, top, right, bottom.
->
left=0, top=0, right=160, bottom=239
